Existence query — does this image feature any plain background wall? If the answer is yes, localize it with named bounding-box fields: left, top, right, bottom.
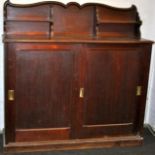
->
left=0, top=0, right=4, bottom=131
left=0, top=0, right=155, bottom=131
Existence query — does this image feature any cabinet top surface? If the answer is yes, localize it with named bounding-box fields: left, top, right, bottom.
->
left=3, top=37, right=153, bottom=44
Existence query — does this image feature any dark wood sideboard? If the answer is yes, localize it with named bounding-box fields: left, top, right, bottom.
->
left=3, top=0, right=153, bottom=153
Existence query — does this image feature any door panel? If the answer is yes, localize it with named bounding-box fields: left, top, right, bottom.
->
left=78, top=45, right=144, bottom=138
left=16, top=51, right=73, bottom=129
left=10, top=43, right=76, bottom=142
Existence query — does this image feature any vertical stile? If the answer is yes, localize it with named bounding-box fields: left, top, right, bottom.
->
left=95, top=6, right=99, bottom=38
left=50, top=4, right=54, bottom=39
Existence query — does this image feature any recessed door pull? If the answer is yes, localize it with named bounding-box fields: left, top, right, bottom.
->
left=79, top=88, right=84, bottom=98
left=136, top=86, right=142, bottom=96
left=8, top=90, right=15, bottom=101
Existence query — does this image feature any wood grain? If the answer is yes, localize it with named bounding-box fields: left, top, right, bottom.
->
left=3, top=0, right=153, bottom=152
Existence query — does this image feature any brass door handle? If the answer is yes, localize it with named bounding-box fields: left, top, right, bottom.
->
left=8, top=90, right=15, bottom=101
left=79, top=88, right=84, bottom=98
left=136, top=86, right=142, bottom=96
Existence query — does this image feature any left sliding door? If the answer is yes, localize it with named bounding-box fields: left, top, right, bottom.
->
left=5, top=43, right=77, bottom=143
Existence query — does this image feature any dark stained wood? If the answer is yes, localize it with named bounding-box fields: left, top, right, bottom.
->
left=96, top=5, right=138, bottom=22
left=52, top=5, right=94, bottom=38
left=75, top=44, right=152, bottom=139
left=5, top=21, right=50, bottom=39
left=4, top=135, right=143, bottom=153
left=15, top=128, right=70, bottom=142
left=4, top=43, right=16, bottom=143
left=95, top=5, right=141, bottom=38
left=97, top=23, right=137, bottom=38
left=15, top=46, right=74, bottom=129
left=3, top=0, right=153, bottom=153
left=6, top=4, right=50, bottom=21
left=3, top=1, right=142, bottom=40
left=3, top=38, right=154, bottom=44
left=7, top=43, right=76, bottom=142
left=133, top=45, right=152, bottom=135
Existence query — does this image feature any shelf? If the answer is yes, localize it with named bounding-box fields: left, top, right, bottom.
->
left=5, top=19, right=53, bottom=23
left=2, top=35, right=153, bottom=44
left=97, top=21, right=142, bottom=25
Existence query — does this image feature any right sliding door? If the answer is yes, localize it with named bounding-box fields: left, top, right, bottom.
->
left=77, top=44, right=151, bottom=138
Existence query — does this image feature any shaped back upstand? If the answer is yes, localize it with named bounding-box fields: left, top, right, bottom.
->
left=3, top=0, right=153, bottom=153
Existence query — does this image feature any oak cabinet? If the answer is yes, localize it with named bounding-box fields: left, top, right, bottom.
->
left=3, top=0, right=153, bottom=153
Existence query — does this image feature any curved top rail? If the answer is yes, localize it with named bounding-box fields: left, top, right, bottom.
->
left=5, top=0, right=136, bottom=11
